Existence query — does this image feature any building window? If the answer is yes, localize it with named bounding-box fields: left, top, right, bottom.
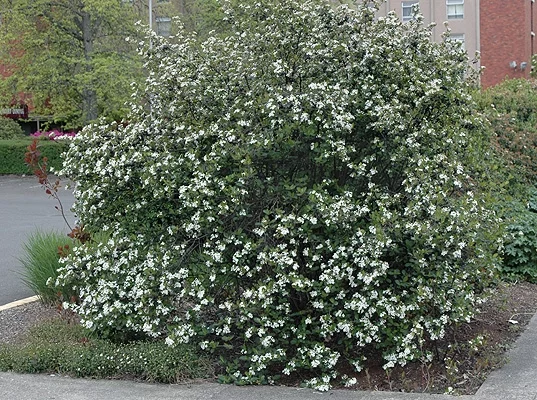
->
left=447, top=0, right=464, bottom=20
left=448, top=33, right=465, bottom=50
left=156, top=17, right=171, bottom=37
left=402, top=1, right=419, bottom=22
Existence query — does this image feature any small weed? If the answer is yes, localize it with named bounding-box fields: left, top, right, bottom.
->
left=420, top=359, right=433, bottom=392
left=364, top=368, right=372, bottom=389
left=384, top=368, right=394, bottom=391
left=399, top=370, right=414, bottom=392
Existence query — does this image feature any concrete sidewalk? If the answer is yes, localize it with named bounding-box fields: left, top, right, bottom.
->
left=1, top=313, right=536, bottom=400
left=474, top=309, right=537, bottom=400
left=0, top=374, right=474, bottom=400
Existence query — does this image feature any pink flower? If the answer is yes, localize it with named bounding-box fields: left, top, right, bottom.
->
left=31, top=130, right=77, bottom=140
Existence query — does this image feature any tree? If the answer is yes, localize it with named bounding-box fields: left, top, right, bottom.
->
left=0, top=0, right=145, bottom=127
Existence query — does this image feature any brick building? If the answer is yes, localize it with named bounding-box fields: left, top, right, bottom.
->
left=480, top=0, right=536, bottom=87
left=373, top=0, right=537, bottom=88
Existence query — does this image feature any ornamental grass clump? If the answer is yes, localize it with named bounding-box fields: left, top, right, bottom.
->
left=56, top=0, right=501, bottom=390
left=20, top=230, right=75, bottom=305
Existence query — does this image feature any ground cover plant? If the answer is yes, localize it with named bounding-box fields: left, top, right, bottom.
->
left=0, top=318, right=214, bottom=382
left=54, top=0, right=502, bottom=391
left=501, top=190, right=537, bottom=283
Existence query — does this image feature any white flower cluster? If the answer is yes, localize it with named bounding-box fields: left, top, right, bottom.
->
left=56, top=0, right=501, bottom=391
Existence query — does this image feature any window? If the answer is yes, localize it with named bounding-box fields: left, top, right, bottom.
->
left=402, top=1, right=419, bottom=22
left=156, top=17, right=171, bottom=37
left=448, top=33, right=465, bottom=50
left=447, top=0, right=464, bottom=19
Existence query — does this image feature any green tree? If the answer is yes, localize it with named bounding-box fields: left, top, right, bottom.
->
left=0, top=0, right=145, bottom=127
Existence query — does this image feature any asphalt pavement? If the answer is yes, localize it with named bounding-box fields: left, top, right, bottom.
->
left=0, top=175, right=74, bottom=305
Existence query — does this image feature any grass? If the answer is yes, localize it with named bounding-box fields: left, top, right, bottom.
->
left=19, top=230, right=75, bottom=304
left=0, top=318, right=214, bottom=382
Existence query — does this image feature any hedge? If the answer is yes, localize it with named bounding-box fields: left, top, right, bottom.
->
left=0, top=139, right=67, bottom=175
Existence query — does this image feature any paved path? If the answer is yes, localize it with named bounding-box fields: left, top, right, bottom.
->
left=0, top=175, right=74, bottom=305
left=475, top=308, right=537, bottom=400
left=0, top=374, right=474, bottom=400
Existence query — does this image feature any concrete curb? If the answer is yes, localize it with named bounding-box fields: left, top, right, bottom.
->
left=0, top=295, right=39, bottom=312
left=0, top=373, right=476, bottom=400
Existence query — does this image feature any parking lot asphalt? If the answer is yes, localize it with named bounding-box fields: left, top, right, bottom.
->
left=0, top=175, right=74, bottom=305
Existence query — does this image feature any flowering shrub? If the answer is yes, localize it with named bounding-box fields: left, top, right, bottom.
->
left=56, top=0, right=501, bottom=390
left=31, top=129, right=77, bottom=140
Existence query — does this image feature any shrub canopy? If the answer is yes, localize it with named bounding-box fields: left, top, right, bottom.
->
left=0, top=117, right=24, bottom=139
left=476, top=78, right=537, bottom=184
left=58, top=0, right=501, bottom=390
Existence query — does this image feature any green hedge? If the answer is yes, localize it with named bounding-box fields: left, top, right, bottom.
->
left=0, top=139, right=67, bottom=175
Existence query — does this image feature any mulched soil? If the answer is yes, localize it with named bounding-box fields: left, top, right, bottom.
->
left=330, top=281, right=537, bottom=395
left=0, top=302, right=59, bottom=344
left=1, top=282, right=536, bottom=395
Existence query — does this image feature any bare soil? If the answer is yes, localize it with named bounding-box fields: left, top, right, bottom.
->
left=332, top=281, right=537, bottom=395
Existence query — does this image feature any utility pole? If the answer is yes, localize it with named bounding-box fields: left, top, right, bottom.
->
left=149, top=0, right=153, bottom=49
